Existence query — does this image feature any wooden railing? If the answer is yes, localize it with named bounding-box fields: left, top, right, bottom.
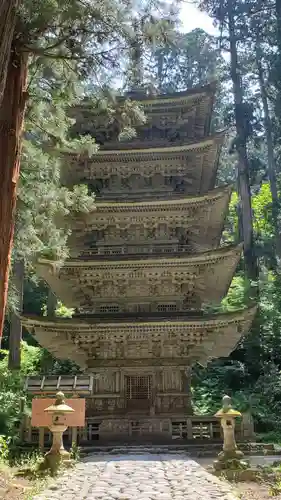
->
left=22, top=414, right=250, bottom=449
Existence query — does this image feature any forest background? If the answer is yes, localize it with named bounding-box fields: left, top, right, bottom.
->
left=1, top=0, right=281, bottom=442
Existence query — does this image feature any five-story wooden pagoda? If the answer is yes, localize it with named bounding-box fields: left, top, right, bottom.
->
left=22, top=83, right=256, bottom=442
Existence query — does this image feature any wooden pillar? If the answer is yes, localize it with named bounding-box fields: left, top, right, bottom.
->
left=115, top=370, right=120, bottom=392
left=181, top=367, right=193, bottom=414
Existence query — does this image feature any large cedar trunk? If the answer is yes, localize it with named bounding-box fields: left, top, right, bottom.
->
left=228, top=0, right=258, bottom=283
left=0, top=46, right=28, bottom=342
left=0, top=1, right=19, bottom=104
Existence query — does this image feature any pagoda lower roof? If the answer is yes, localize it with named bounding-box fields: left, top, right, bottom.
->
left=62, top=133, right=224, bottom=195
left=21, top=306, right=256, bottom=369
left=35, top=245, right=242, bottom=310
left=70, top=186, right=231, bottom=255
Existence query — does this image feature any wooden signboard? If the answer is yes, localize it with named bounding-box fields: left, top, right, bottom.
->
left=31, top=398, right=86, bottom=428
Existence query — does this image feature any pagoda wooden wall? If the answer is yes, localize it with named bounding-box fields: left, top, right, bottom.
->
left=86, top=367, right=191, bottom=416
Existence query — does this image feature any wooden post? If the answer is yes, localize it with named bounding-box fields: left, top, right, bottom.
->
left=39, top=427, right=45, bottom=452
left=72, top=426, right=78, bottom=447
left=27, top=418, right=32, bottom=443
left=241, top=411, right=255, bottom=441
left=186, top=418, right=193, bottom=439
left=19, top=397, right=25, bottom=442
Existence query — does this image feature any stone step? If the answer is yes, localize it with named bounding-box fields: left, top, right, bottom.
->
left=80, top=442, right=278, bottom=457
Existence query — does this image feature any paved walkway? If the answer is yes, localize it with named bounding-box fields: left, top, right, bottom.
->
left=34, top=453, right=238, bottom=500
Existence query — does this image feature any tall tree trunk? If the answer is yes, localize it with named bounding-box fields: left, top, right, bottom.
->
left=276, top=0, right=281, bottom=58
left=8, top=259, right=24, bottom=369
left=0, top=1, right=19, bottom=105
left=255, top=41, right=281, bottom=258
left=274, top=0, right=281, bottom=144
left=157, top=50, right=164, bottom=92
left=47, top=289, right=57, bottom=318
left=0, top=46, right=28, bottom=343
left=228, top=0, right=258, bottom=283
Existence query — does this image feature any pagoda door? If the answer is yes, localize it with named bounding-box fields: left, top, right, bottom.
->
left=125, top=375, right=152, bottom=411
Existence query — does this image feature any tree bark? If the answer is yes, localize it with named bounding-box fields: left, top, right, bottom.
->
left=275, top=0, right=281, bottom=145
left=228, top=0, right=258, bottom=283
left=255, top=41, right=281, bottom=258
left=276, top=0, right=281, bottom=58
left=47, top=289, right=57, bottom=318
left=0, top=46, right=28, bottom=343
left=0, top=1, right=19, bottom=105
left=8, top=259, right=24, bottom=369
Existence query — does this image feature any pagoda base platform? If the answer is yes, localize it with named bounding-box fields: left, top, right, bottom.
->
left=23, top=413, right=254, bottom=448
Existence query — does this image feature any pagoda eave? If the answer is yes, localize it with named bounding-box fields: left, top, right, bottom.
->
left=69, top=185, right=232, bottom=257
left=62, top=133, right=225, bottom=196
left=64, top=132, right=225, bottom=160
left=34, top=245, right=242, bottom=310
left=21, top=306, right=256, bottom=370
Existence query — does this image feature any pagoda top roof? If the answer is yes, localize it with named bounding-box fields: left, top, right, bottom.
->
left=71, top=82, right=217, bottom=151
left=77, top=82, right=216, bottom=111
left=22, top=306, right=256, bottom=369
left=125, top=82, right=217, bottom=107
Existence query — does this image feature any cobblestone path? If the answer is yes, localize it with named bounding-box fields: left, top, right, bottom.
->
left=33, top=454, right=238, bottom=500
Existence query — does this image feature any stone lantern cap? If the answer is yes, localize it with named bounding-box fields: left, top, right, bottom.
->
left=215, top=395, right=242, bottom=418
left=44, top=391, right=75, bottom=415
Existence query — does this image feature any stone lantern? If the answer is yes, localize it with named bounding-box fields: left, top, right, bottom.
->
left=43, top=391, right=75, bottom=472
left=213, top=395, right=244, bottom=470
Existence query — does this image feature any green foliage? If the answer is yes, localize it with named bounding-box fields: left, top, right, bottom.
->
left=54, top=302, right=74, bottom=318
left=258, top=431, right=281, bottom=444
left=221, top=276, right=250, bottom=311
left=70, top=443, right=81, bottom=461
left=14, top=59, right=96, bottom=264
left=0, top=436, right=10, bottom=463
left=153, top=28, right=224, bottom=91
left=0, top=342, right=44, bottom=435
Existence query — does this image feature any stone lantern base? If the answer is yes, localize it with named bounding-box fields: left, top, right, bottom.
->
left=42, top=449, right=72, bottom=475
left=210, top=465, right=259, bottom=482
left=210, top=449, right=258, bottom=481
left=213, top=448, right=245, bottom=470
